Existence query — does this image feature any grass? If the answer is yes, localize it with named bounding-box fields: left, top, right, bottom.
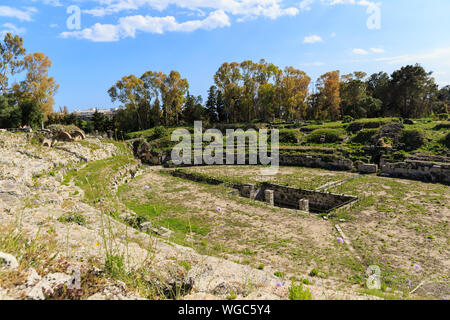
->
left=288, top=283, right=312, bottom=300
left=57, top=212, right=87, bottom=226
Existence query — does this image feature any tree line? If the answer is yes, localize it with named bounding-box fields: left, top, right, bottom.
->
left=0, top=33, right=58, bottom=129
left=1, top=32, right=448, bottom=133
left=109, top=59, right=449, bottom=133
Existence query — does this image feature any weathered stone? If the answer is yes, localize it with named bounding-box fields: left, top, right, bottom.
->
left=299, top=199, right=309, bottom=212
left=0, top=252, right=19, bottom=270
left=25, top=268, right=42, bottom=288
left=264, top=190, right=274, bottom=206
left=356, top=161, right=378, bottom=174
left=27, top=273, right=72, bottom=300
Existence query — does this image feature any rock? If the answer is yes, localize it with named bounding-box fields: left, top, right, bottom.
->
left=140, top=222, right=152, bottom=232
left=339, top=219, right=346, bottom=223
left=0, top=252, right=19, bottom=270
left=25, top=268, right=42, bottom=287
left=27, top=273, right=72, bottom=300
left=322, top=216, right=328, bottom=221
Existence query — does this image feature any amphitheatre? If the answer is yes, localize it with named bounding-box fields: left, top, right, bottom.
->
left=1, top=118, right=449, bottom=300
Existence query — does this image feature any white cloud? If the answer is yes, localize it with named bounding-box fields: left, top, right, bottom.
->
left=0, top=23, right=26, bottom=37
left=0, top=6, right=37, bottom=21
left=31, top=0, right=63, bottom=6
left=83, top=0, right=300, bottom=20
left=303, top=34, right=322, bottom=44
left=61, top=10, right=231, bottom=42
left=352, top=48, right=369, bottom=55
left=370, top=47, right=384, bottom=53
left=299, top=0, right=315, bottom=11
left=375, top=47, right=450, bottom=66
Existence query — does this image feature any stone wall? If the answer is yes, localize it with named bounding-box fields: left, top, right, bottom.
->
left=239, top=183, right=357, bottom=213
left=168, top=170, right=358, bottom=213
left=279, top=154, right=354, bottom=171
left=380, top=160, right=450, bottom=184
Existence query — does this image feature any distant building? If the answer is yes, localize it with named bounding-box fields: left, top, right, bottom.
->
left=72, top=108, right=119, bottom=121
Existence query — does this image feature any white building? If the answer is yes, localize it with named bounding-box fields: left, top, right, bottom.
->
left=73, top=108, right=119, bottom=120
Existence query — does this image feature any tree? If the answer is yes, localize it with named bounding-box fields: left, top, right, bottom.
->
left=108, top=74, right=145, bottom=130
left=205, top=85, right=218, bottom=123
left=0, top=94, right=20, bottom=128
left=19, top=99, right=44, bottom=128
left=316, top=71, right=341, bottom=121
left=162, top=71, right=189, bottom=126
left=0, top=33, right=26, bottom=93
left=278, top=66, right=310, bottom=120
left=366, top=72, right=391, bottom=115
left=19, top=52, right=59, bottom=116
left=389, top=64, right=438, bottom=118
left=92, top=109, right=105, bottom=132
left=183, top=93, right=205, bottom=125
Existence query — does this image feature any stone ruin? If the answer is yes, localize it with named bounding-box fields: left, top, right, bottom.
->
left=169, top=170, right=358, bottom=214
left=42, top=125, right=86, bottom=147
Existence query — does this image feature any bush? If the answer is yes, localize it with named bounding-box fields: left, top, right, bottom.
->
left=346, top=120, right=386, bottom=133
left=57, top=212, right=86, bottom=226
left=307, top=129, right=343, bottom=144
left=342, top=115, right=354, bottom=123
left=152, top=126, right=168, bottom=139
left=351, top=129, right=379, bottom=144
left=288, top=283, right=312, bottom=300
left=399, top=129, right=425, bottom=151
left=279, top=130, right=300, bottom=144
left=435, top=113, right=449, bottom=120
left=444, top=132, right=450, bottom=149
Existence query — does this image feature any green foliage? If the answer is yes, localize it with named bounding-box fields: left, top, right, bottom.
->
left=352, top=129, right=378, bottom=144
left=279, top=129, right=300, bottom=144
left=347, top=120, right=387, bottom=132
left=104, top=253, right=126, bottom=279
left=57, top=212, right=87, bottom=226
left=307, top=129, right=343, bottom=143
left=399, top=129, right=426, bottom=151
left=309, top=269, right=319, bottom=277
left=288, top=283, right=312, bottom=300
left=274, top=271, right=284, bottom=278
left=153, top=126, right=168, bottom=139
left=444, top=132, right=450, bottom=149
left=342, top=115, right=354, bottom=123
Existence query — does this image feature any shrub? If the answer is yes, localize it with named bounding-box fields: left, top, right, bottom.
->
left=57, top=212, right=86, bottom=226
left=279, top=130, right=300, bottom=144
left=399, top=129, right=426, bottom=151
left=444, top=132, right=450, bottom=149
left=346, top=120, right=386, bottom=132
left=435, top=113, right=449, bottom=120
left=342, top=115, right=354, bottom=123
left=351, top=129, right=379, bottom=144
left=288, top=283, right=312, bottom=300
left=307, top=129, right=343, bottom=144
left=309, top=269, right=319, bottom=277
left=152, top=126, right=168, bottom=139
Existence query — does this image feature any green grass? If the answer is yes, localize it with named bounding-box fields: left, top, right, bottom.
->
left=288, top=283, right=312, bottom=300
left=57, top=212, right=87, bottom=226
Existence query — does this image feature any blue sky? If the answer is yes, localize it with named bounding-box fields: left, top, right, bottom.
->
left=1, top=0, right=450, bottom=112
